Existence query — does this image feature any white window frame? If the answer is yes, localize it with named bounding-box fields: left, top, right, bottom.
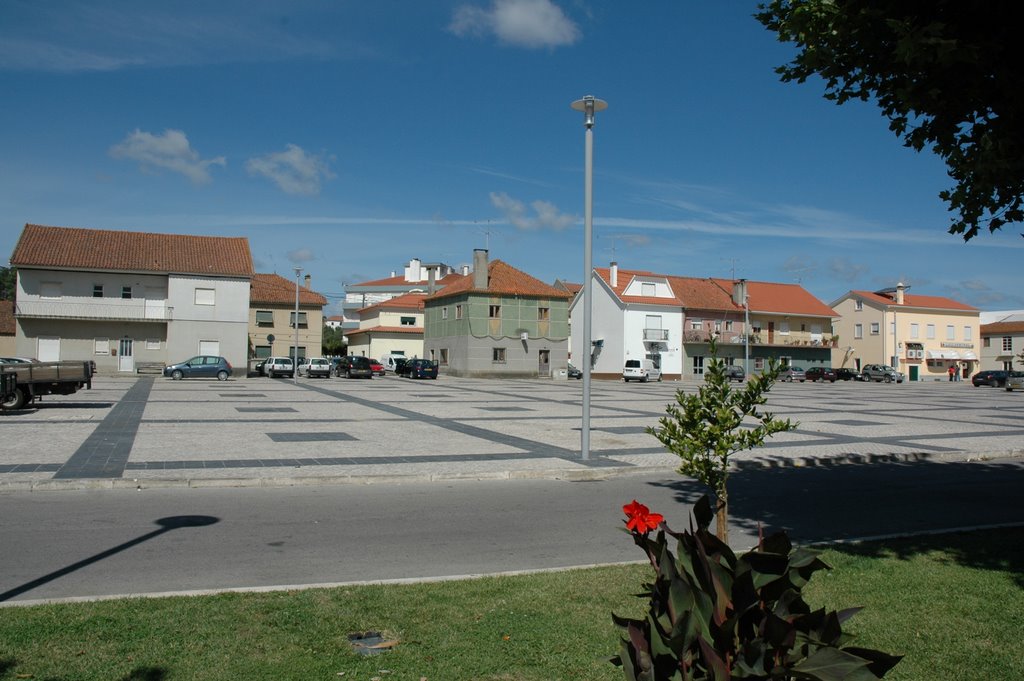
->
left=194, top=288, right=216, bottom=306
left=641, top=282, right=656, bottom=297
left=963, top=325, right=972, bottom=341
left=946, top=325, right=955, bottom=340
left=854, top=300, right=863, bottom=311
left=94, top=338, right=110, bottom=355
left=146, top=338, right=161, bottom=350
left=870, top=322, right=879, bottom=335
left=779, top=321, right=790, bottom=335
left=910, top=323, right=919, bottom=339
left=927, top=324, right=936, bottom=339
left=442, top=306, right=448, bottom=320
left=492, top=347, right=506, bottom=363
left=854, top=323, right=863, bottom=339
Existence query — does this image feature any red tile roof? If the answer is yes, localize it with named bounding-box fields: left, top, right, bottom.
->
left=427, top=261, right=571, bottom=301
left=350, top=272, right=461, bottom=289
left=982, top=321, right=1024, bottom=334
left=593, top=267, right=684, bottom=307
left=11, top=224, right=254, bottom=277
left=850, top=290, right=978, bottom=312
left=358, top=292, right=427, bottom=313
left=0, top=300, right=14, bottom=336
left=345, top=326, right=424, bottom=337
left=717, top=279, right=837, bottom=318
left=251, top=273, right=327, bottom=306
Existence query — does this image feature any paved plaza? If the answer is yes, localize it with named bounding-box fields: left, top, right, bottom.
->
left=1, top=373, right=1022, bottom=491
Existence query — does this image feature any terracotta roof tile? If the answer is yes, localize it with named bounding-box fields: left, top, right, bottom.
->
left=358, top=292, right=427, bottom=313
left=251, top=273, right=327, bottom=306
left=0, top=300, right=14, bottom=336
left=981, top=321, right=1024, bottom=334
left=11, top=224, right=254, bottom=277
left=714, top=279, right=837, bottom=317
left=427, top=261, right=571, bottom=301
left=350, top=272, right=461, bottom=289
left=850, top=290, right=978, bottom=312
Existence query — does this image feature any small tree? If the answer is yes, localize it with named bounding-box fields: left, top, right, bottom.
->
left=648, top=339, right=795, bottom=542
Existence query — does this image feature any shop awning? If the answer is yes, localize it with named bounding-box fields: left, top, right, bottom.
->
left=926, top=350, right=960, bottom=360
left=961, top=351, right=978, bottom=360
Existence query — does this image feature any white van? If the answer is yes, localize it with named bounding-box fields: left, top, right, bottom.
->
left=623, top=359, right=662, bottom=382
left=378, top=353, right=406, bottom=373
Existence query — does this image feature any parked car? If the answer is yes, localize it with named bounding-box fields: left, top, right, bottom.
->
left=623, top=359, right=662, bottom=383
left=163, top=355, right=232, bottom=381
left=368, top=359, right=386, bottom=376
left=724, top=364, right=745, bottom=382
left=972, top=370, right=1009, bottom=388
left=805, top=367, right=837, bottom=383
left=393, top=357, right=412, bottom=377
left=861, top=364, right=904, bottom=383
left=0, top=356, right=38, bottom=364
left=834, top=368, right=861, bottom=381
left=567, top=363, right=582, bottom=379
left=780, top=366, right=806, bottom=382
left=406, top=358, right=438, bottom=379
left=337, top=355, right=373, bottom=379
left=1005, top=371, right=1024, bottom=392
left=299, top=357, right=333, bottom=378
left=263, top=356, right=294, bottom=378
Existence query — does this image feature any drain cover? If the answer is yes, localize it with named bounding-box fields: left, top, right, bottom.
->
left=347, top=631, right=399, bottom=655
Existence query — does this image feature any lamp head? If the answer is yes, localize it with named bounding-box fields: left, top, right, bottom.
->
left=571, top=95, right=608, bottom=128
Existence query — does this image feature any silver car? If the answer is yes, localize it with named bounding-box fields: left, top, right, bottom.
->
left=1006, top=371, right=1024, bottom=392
left=780, top=366, right=806, bottom=382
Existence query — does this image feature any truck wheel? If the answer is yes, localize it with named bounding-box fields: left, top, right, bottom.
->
left=217, top=370, right=229, bottom=381
left=171, top=370, right=184, bottom=380
left=2, top=387, right=27, bottom=410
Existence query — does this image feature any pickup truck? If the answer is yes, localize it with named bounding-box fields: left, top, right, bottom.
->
left=0, top=360, right=94, bottom=410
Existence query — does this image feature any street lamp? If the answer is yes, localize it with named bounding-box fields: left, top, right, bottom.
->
left=293, top=266, right=302, bottom=385
left=571, top=95, right=607, bottom=461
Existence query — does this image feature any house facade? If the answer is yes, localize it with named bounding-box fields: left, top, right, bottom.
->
left=0, top=300, right=15, bottom=356
left=423, top=250, right=571, bottom=378
left=345, top=292, right=427, bottom=360
left=342, top=258, right=465, bottom=334
left=980, top=314, right=1024, bottom=372
left=571, top=264, right=837, bottom=380
left=830, top=285, right=980, bottom=381
left=248, top=273, right=327, bottom=366
left=10, top=224, right=253, bottom=374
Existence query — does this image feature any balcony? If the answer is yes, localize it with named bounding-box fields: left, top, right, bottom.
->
left=16, top=299, right=172, bottom=322
left=682, top=330, right=838, bottom=348
left=643, top=328, right=669, bottom=341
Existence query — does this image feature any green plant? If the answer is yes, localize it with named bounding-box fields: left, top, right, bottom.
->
left=648, top=339, right=795, bottom=542
left=612, top=497, right=902, bottom=681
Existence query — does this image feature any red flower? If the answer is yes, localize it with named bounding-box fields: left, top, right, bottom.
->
left=623, top=500, right=664, bottom=534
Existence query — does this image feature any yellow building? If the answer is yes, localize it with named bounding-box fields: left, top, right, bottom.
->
left=248, top=273, right=326, bottom=369
left=830, top=284, right=980, bottom=381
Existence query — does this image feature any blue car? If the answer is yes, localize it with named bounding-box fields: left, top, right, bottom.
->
left=406, top=358, right=438, bottom=379
left=164, top=355, right=232, bottom=381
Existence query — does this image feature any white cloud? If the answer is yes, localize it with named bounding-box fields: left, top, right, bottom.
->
left=490, top=191, right=575, bottom=231
left=245, top=144, right=334, bottom=196
left=109, top=129, right=225, bottom=184
left=449, top=0, right=580, bottom=49
left=288, top=248, right=316, bottom=264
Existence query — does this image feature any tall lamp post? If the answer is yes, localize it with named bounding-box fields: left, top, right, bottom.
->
left=293, top=266, right=302, bottom=385
left=571, top=95, right=607, bottom=461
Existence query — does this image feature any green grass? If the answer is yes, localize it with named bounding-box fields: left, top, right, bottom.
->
left=1, top=529, right=1021, bottom=680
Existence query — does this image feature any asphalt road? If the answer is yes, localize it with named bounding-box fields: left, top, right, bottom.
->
left=2, top=456, right=1023, bottom=604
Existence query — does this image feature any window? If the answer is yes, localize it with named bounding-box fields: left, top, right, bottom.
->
left=927, top=324, right=936, bottom=339
left=854, top=323, right=863, bottom=339
left=146, top=339, right=160, bottom=350
left=492, top=347, right=506, bottom=363
left=910, top=323, right=919, bottom=339
left=289, top=345, right=307, bottom=361
left=489, top=305, right=501, bottom=319
left=754, top=357, right=765, bottom=370
left=194, top=288, right=215, bottom=305
left=442, top=306, right=448, bottom=319
left=946, top=325, right=955, bottom=340
left=121, top=286, right=132, bottom=299
left=93, top=284, right=103, bottom=298
left=400, top=316, right=416, bottom=326
left=255, top=345, right=272, bottom=359
left=1004, top=336, right=1013, bottom=352
left=779, top=321, right=790, bottom=335
left=94, top=338, right=110, bottom=355
left=641, top=282, right=655, bottom=296
left=983, top=337, right=991, bottom=348
left=725, top=320, right=733, bottom=331
left=870, top=322, right=879, bottom=335
left=40, top=282, right=62, bottom=299
left=538, top=307, right=550, bottom=321
left=198, top=340, right=220, bottom=356
left=440, top=348, right=449, bottom=365
left=963, top=325, right=972, bottom=341
left=714, top=321, right=722, bottom=332
left=455, top=304, right=463, bottom=319
left=854, top=300, right=863, bottom=311
left=289, top=311, right=308, bottom=328
left=690, top=318, right=702, bottom=330
left=1003, top=360, right=1013, bottom=371
left=255, top=310, right=274, bottom=327
left=691, top=356, right=705, bottom=376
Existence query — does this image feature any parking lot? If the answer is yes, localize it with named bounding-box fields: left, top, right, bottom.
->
left=1, top=373, right=1022, bottom=490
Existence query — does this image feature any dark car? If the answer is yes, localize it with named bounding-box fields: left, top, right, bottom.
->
left=337, top=355, right=373, bottom=379
left=406, top=358, right=438, bottom=379
left=567, top=363, right=582, bottom=379
left=394, top=357, right=412, bottom=377
left=834, top=368, right=861, bottom=381
left=163, top=355, right=232, bottom=381
left=805, top=367, right=837, bottom=383
left=724, top=364, right=745, bottom=382
left=972, top=370, right=1008, bottom=387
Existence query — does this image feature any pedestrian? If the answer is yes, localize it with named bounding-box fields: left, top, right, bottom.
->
left=948, top=365, right=955, bottom=381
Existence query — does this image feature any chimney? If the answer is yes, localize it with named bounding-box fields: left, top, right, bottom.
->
left=303, top=274, right=311, bottom=289
left=427, top=266, right=437, bottom=295
left=610, top=262, right=618, bottom=288
left=732, top=279, right=748, bottom=307
left=390, top=271, right=396, bottom=278
left=473, top=249, right=489, bottom=290
left=895, top=281, right=905, bottom=305
left=461, top=264, right=470, bottom=276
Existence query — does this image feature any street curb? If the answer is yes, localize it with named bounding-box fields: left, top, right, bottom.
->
left=1, top=449, right=1021, bottom=493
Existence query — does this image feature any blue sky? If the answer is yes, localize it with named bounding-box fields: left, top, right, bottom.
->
left=3, top=0, right=1022, bottom=315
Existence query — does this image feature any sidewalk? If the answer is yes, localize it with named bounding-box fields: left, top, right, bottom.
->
left=2, top=374, right=1022, bottom=492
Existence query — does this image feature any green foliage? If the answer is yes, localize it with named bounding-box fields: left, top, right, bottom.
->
left=321, top=325, right=346, bottom=355
left=0, top=266, right=15, bottom=300
left=648, top=339, right=795, bottom=540
left=756, top=1, right=1024, bottom=240
left=612, top=496, right=902, bottom=681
